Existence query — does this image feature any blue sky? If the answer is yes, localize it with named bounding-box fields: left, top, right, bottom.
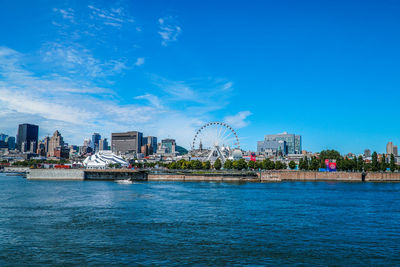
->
left=0, top=0, right=399, bottom=154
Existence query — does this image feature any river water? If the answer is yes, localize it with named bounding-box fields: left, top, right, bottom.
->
left=0, top=173, right=400, bottom=265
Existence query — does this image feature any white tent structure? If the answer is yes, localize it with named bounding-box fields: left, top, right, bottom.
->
left=83, top=151, right=129, bottom=169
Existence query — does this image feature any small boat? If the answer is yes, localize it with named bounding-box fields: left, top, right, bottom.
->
left=115, top=179, right=133, bottom=184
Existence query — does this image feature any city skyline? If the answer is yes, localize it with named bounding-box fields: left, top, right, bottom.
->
left=1, top=122, right=399, bottom=156
left=0, top=1, right=400, bottom=153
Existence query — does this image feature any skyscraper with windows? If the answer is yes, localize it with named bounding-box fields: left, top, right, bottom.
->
left=48, top=130, right=64, bottom=157
left=16, top=123, right=39, bottom=152
left=258, top=132, right=302, bottom=155
left=0, top=133, right=8, bottom=142
left=142, top=136, right=157, bottom=155
left=92, top=133, right=101, bottom=152
left=99, top=138, right=109, bottom=151
left=5, top=136, right=15, bottom=150
left=111, top=131, right=143, bottom=155
left=386, top=142, right=394, bottom=155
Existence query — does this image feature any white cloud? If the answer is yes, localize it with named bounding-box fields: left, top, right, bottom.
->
left=151, top=75, right=234, bottom=110
left=135, top=94, right=162, bottom=108
left=223, top=81, right=233, bottom=90
left=158, top=16, right=182, bottom=46
left=224, top=111, right=252, bottom=128
left=0, top=46, right=244, bottom=149
left=53, top=8, right=75, bottom=23
left=135, top=57, right=145, bottom=66
left=87, top=5, right=134, bottom=28
left=40, top=42, right=128, bottom=78
left=0, top=47, right=210, bottom=148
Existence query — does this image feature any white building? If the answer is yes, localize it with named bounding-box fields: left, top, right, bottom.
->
left=83, top=151, right=129, bottom=169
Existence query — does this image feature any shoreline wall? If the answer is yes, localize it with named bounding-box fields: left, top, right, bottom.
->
left=259, top=171, right=400, bottom=182
left=23, top=169, right=400, bottom=182
left=147, top=174, right=258, bottom=182
left=2, top=167, right=30, bottom=173
left=27, top=169, right=84, bottom=180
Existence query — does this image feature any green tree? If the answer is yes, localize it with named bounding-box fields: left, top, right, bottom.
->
left=202, top=161, right=211, bottom=170
left=310, top=157, right=320, bottom=171
left=181, top=160, right=190, bottom=169
left=255, top=161, right=263, bottom=170
left=192, top=160, right=203, bottom=170
left=223, top=159, right=233, bottom=169
left=299, top=157, right=309, bottom=170
left=248, top=160, right=256, bottom=169
left=263, top=159, right=275, bottom=170
left=390, top=154, right=396, bottom=172
left=289, top=161, right=296, bottom=170
left=371, top=151, right=379, bottom=172
left=234, top=159, right=247, bottom=170
left=168, top=162, right=177, bottom=169
left=319, top=150, right=342, bottom=161
left=214, top=158, right=222, bottom=170
left=381, top=153, right=387, bottom=172
left=357, top=155, right=364, bottom=172
left=352, top=156, right=358, bottom=172
left=274, top=161, right=286, bottom=170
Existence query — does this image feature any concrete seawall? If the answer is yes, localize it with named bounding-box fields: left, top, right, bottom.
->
left=25, top=169, right=400, bottom=182
left=85, top=169, right=147, bottom=181
left=148, top=174, right=258, bottom=182
left=2, top=167, right=30, bottom=173
left=27, top=169, right=84, bottom=180
left=259, top=171, right=400, bottom=182
left=27, top=169, right=147, bottom=181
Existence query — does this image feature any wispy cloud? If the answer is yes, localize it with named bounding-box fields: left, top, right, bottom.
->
left=0, top=47, right=212, bottom=147
left=135, top=94, right=162, bottom=108
left=40, top=42, right=128, bottom=78
left=88, top=5, right=134, bottom=28
left=151, top=75, right=234, bottom=110
left=224, top=111, right=252, bottom=128
left=53, top=8, right=75, bottom=23
left=135, top=57, right=145, bottom=66
left=158, top=16, right=182, bottom=46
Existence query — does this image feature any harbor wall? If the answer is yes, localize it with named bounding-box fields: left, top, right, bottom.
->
left=24, top=169, right=400, bottom=182
left=259, top=171, right=400, bottom=182
left=84, top=169, right=147, bottom=181
left=26, top=169, right=147, bottom=181
left=27, top=169, right=84, bottom=180
left=2, top=167, right=30, bottom=173
left=147, top=174, right=258, bottom=182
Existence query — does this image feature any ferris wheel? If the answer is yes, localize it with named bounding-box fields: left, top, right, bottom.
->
left=191, top=122, right=240, bottom=152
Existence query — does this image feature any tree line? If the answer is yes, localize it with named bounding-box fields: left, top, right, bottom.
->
left=164, top=158, right=287, bottom=171
left=298, top=150, right=398, bottom=172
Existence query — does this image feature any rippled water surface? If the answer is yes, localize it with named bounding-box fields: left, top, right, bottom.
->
left=1, top=174, right=400, bottom=265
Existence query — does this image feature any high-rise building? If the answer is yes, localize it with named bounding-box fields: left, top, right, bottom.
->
left=99, top=138, right=109, bottom=151
left=0, top=141, right=7, bottom=149
left=111, top=131, right=143, bottom=155
left=386, top=142, right=394, bottom=155
left=17, top=123, right=39, bottom=152
left=258, top=132, right=302, bottom=155
left=0, top=133, right=8, bottom=142
left=30, top=140, right=37, bottom=153
left=48, top=130, right=64, bottom=157
left=158, top=139, right=176, bottom=154
left=394, top=146, right=398, bottom=156
left=257, top=140, right=286, bottom=156
left=142, top=136, right=157, bottom=155
left=364, top=149, right=371, bottom=157
left=92, top=133, right=101, bottom=152
left=5, top=136, right=15, bottom=150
